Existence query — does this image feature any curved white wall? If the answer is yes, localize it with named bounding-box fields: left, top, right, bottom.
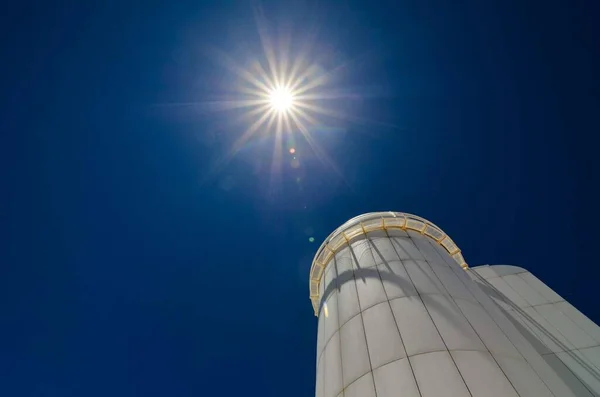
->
left=313, top=224, right=598, bottom=397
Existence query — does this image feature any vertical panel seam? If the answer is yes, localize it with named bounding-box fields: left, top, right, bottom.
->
left=401, top=232, right=474, bottom=397
left=349, top=242, right=378, bottom=397
left=334, top=256, right=344, bottom=397
left=414, top=236, right=522, bottom=396
left=387, top=231, right=474, bottom=396
left=368, top=233, right=423, bottom=397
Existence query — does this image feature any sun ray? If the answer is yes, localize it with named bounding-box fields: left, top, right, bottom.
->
left=288, top=63, right=324, bottom=93
left=229, top=105, right=274, bottom=155
left=202, top=104, right=273, bottom=184
left=236, top=85, right=268, bottom=98
left=254, top=5, right=281, bottom=88
left=292, top=106, right=319, bottom=126
left=151, top=98, right=267, bottom=111
left=289, top=110, right=349, bottom=187
left=289, top=68, right=330, bottom=96
left=277, top=27, right=292, bottom=93
left=268, top=111, right=285, bottom=194
left=294, top=90, right=359, bottom=101
left=286, top=27, right=321, bottom=86
left=248, top=59, right=276, bottom=93
left=291, top=50, right=373, bottom=97
left=294, top=100, right=400, bottom=131
left=293, top=101, right=344, bottom=119
left=210, top=48, right=273, bottom=94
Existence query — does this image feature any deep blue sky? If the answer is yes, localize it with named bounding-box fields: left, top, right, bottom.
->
left=1, top=0, right=599, bottom=395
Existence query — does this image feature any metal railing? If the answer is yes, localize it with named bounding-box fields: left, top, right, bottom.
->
left=309, top=212, right=467, bottom=315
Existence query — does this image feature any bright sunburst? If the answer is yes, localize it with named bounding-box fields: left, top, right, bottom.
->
left=268, top=86, right=294, bottom=113
left=166, top=6, right=373, bottom=187
left=198, top=26, right=347, bottom=186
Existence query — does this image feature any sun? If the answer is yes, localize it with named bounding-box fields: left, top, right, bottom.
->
left=269, top=86, right=294, bottom=112
left=188, top=6, right=363, bottom=187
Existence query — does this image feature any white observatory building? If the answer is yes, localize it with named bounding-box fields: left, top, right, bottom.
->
left=309, top=212, right=600, bottom=397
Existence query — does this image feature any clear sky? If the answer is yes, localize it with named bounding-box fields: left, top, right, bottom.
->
left=2, top=0, right=599, bottom=396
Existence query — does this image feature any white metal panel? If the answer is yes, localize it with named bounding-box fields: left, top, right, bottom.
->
left=493, top=356, right=554, bottom=397
left=317, top=307, right=326, bottom=361
left=336, top=256, right=360, bottom=327
left=503, top=274, right=547, bottom=307
left=521, top=306, right=571, bottom=353
left=411, top=351, right=471, bottom=397
left=362, top=302, right=406, bottom=369
left=471, top=265, right=498, bottom=279
left=334, top=246, right=354, bottom=271
left=460, top=269, right=585, bottom=397
left=535, top=303, right=597, bottom=350
left=462, top=270, right=523, bottom=329
left=569, top=349, right=600, bottom=373
left=376, top=261, right=417, bottom=300
left=369, top=237, right=399, bottom=265
left=490, top=265, right=527, bottom=277
left=485, top=276, right=530, bottom=308
left=451, top=350, right=518, bottom=397
left=555, top=301, right=600, bottom=344
left=340, top=314, right=371, bottom=387
left=373, top=358, right=420, bottom=397
left=407, top=230, right=427, bottom=240
left=386, top=228, right=409, bottom=237
left=366, top=229, right=387, bottom=238
left=404, top=260, right=446, bottom=296
left=349, top=239, right=376, bottom=268
left=543, top=353, right=594, bottom=397
left=324, top=332, right=343, bottom=397
left=316, top=352, right=324, bottom=397
left=354, top=269, right=387, bottom=311
left=429, top=237, right=460, bottom=267
left=421, top=293, right=486, bottom=352
left=411, top=233, right=447, bottom=267
left=430, top=264, right=475, bottom=301
left=389, top=296, right=445, bottom=356
left=499, top=308, right=593, bottom=397
left=556, top=350, right=600, bottom=395
left=454, top=298, right=521, bottom=359
left=448, top=258, right=477, bottom=285
left=323, top=292, right=340, bottom=348
left=344, top=373, right=376, bottom=397
left=518, top=272, right=563, bottom=303
left=580, top=346, right=600, bottom=371
left=324, top=264, right=338, bottom=298
left=390, top=237, right=424, bottom=260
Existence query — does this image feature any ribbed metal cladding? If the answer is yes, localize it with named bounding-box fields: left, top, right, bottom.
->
left=313, top=213, right=561, bottom=397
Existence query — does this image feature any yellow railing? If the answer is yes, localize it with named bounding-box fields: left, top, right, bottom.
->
left=309, top=212, right=467, bottom=315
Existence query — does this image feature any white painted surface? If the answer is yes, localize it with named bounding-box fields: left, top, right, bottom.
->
left=411, top=351, right=471, bottom=397
left=373, top=358, right=420, bottom=397
left=472, top=264, right=600, bottom=396
left=313, top=214, right=600, bottom=397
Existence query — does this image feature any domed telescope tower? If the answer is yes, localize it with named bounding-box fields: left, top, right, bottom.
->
left=309, top=212, right=600, bottom=397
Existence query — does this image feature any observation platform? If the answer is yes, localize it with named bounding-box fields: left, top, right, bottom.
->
left=309, top=212, right=467, bottom=315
